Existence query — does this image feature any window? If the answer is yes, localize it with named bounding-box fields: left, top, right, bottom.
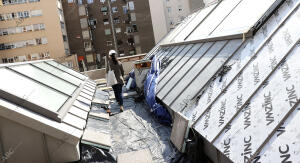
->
left=99, top=0, right=105, bottom=3
left=36, top=38, right=42, bottom=45
left=80, top=18, right=88, bottom=29
left=122, top=6, right=128, bottom=14
left=105, top=29, right=111, bottom=35
left=16, top=27, right=22, bottom=33
left=24, top=11, right=30, bottom=18
left=113, top=17, right=120, bottom=24
left=82, top=30, right=90, bottom=39
left=87, top=0, right=93, bottom=4
left=18, top=55, right=27, bottom=61
left=79, top=6, right=86, bottom=16
left=86, top=54, right=94, bottom=63
left=112, top=7, right=118, bottom=13
left=0, top=10, right=43, bottom=21
left=106, top=41, right=113, bottom=46
left=18, top=12, right=24, bottom=18
left=167, top=7, right=171, bottom=13
left=111, top=0, right=116, bottom=2
left=33, top=23, right=45, bottom=31
left=178, top=5, right=183, bottom=11
left=65, top=49, right=70, bottom=55
left=31, top=10, right=43, bottom=17
left=116, top=28, right=121, bottom=33
left=101, top=7, right=108, bottom=12
left=0, top=37, right=47, bottom=50
left=133, top=24, right=138, bottom=32
left=126, top=26, right=133, bottom=33
left=134, top=35, right=140, bottom=44
left=41, top=37, right=48, bottom=44
left=2, top=58, right=8, bottom=63
left=128, top=37, right=134, bottom=46
left=89, top=18, right=97, bottom=26
left=2, top=0, right=35, bottom=5
left=60, top=21, right=65, bottom=29
left=63, top=35, right=68, bottom=42
left=68, top=0, right=74, bottom=3
left=84, top=42, right=92, bottom=51
left=128, top=1, right=134, bottom=10
left=58, top=9, right=64, bottom=22
left=26, top=25, right=33, bottom=32
left=78, top=0, right=83, bottom=4
left=117, top=40, right=123, bottom=45
left=103, top=19, right=109, bottom=25
left=31, top=53, right=39, bottom=60
left=39, top=24, right=45, bottom=30
left=11, top=13, right=17, bottom=19
left=7, top=58, right=14, bottom=63
left=130, top=13, right=136, bottom=21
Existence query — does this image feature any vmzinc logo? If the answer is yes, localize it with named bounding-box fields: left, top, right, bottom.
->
left=222, top=135, right=253, bottom=162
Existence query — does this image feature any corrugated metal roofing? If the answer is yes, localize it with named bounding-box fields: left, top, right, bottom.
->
left=146, top=0, right=300, bottom=162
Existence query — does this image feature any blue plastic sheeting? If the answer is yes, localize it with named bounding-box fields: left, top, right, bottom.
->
left=125, top=70, right=137, bottom=90
left=144, top=55, right=172, bottom=125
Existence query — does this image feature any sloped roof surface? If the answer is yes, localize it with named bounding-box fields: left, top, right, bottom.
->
left=146, top=0, right=300, bottom=162
left=160, top=0, right=284, bottom=45
left=0, top=60, right=96, bottom=144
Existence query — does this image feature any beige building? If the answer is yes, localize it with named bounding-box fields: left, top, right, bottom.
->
left=0, top=0, right=78, bottom=69
left=149, top=0, right=205, bottom=43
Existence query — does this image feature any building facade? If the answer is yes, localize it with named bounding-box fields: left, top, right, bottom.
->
left=0, top=0, right=77, bottom=69
left=149, top=0, right=205, bottom=43
left=63, top=0, right=155, bottom=71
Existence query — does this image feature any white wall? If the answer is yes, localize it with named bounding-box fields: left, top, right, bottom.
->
left=149, top=0, right=169, bottom=43
left=0, top=116, right=80, bottom=163
left=165, top=0, right=191, bottom=30
left=149, top=0, right=205, bottom=44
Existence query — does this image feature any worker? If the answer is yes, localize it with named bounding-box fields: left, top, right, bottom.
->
left=106, top=50, right=125, bottom=112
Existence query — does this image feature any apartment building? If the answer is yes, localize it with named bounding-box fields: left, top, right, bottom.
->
left=63, top=0, right=155, bottom=71
left=0, top=0, right=78, bottom=68
left=149, top=0, right=205, bottom=43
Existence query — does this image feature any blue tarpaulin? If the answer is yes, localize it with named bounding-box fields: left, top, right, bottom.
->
left=144, top=55, right=172, bottom=125
left=125, top=69, right=137, bottom=90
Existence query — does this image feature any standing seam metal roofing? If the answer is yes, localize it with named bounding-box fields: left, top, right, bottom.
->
left=146, top=0, right=300, bottom=162
left=0, top=59, right=96, bottom=145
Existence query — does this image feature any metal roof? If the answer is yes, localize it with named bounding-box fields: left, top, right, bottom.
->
left=159, top=0, right=284, bottom=46
left=146, top=0, right=300, bottom=162
left=0, top=59, right=95, bottom=145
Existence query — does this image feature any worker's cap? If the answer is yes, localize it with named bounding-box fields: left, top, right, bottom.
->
left=109, top=50, right=117, bottom=56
